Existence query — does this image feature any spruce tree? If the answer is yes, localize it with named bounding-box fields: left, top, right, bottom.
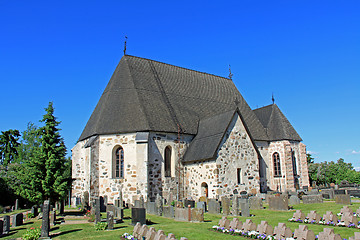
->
left=0, top=129, right=20, bottom=166
left=38, top=102, right=69, bottom=203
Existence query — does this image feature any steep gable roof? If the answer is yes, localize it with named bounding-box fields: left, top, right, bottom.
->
left=253, top=104, right=302, bottom=141
left=79, top=55, right=268, bottom=141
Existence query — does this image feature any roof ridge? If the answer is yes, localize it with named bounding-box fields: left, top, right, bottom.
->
left=253, top=103, right=274, bottom=111
left=125, top=54, right=232, bottom=81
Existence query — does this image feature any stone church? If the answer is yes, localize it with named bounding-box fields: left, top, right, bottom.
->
left=71, top=54, right=309, bottom=205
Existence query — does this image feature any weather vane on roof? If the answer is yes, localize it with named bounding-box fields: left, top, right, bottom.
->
left=228, top=64, right=233, bottom=80
left=123, top=36, right=128, bottom=55
left=272, top=93, right=275, bottom=104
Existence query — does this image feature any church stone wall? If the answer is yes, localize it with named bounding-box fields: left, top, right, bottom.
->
left=148, top=132, right=193, bottom=202
left=185, top=114, right=260, bottom=200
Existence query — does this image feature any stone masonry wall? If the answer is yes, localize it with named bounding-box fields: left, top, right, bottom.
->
left=185, top=113, right=260, bottom=199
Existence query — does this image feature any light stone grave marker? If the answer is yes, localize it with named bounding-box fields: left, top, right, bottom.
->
left=268, top=194, right=288, bottom=211
left=218, top=216, right=230, bottom=229
left=191, top=208, right=204, bottom=222
left=302, top=194, right=323, bottom=204
left=340, top=212, right=358, bottom=226
left=242, top=219, right=256, bottom=232
left=208, top=199, right=220, bottom=214
left=221, top=196, right=230, bottom=216
left=293, top=225, right=315, bottom=240
left=163, top=206, right=175, bottom=218
left=229, top=218, right=242, bottom=230
left=256, top=221, right=273, bottom=235
left=335, top=194, right=351, bottom=205
left=318, top=228, right=342, bottom=240
left=231, top=195, right=239, bottom=216
left=273, top=223, right=292, bottom=239
left=293, top=210, right=306, bottom=221
left=306, top=210, right=321, bottom=223
left=289, top=195, right=300, bottom=205
left=107, top=211, right=114, bottom=230
left=197, top=201, right=206, bottom=213
left=323, top=211, right=338, bottom=224
left=249, top=196, right=262, bottom=209
left=145, top=227, right=156, bottom=240
left=340, top=206, right=353, bottom=214
left=240, top=198, right=250, bottom=217
left=155, top=194, right=163, bottom=216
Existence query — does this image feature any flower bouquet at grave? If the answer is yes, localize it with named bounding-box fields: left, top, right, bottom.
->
left=121, top=232, right=137, bottom=240
left=288, top=217, right=303, bottom=223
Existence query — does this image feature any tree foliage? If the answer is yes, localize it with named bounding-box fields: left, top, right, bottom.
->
left=308, top=156, right=360, bottom=186
left=0, top=129, right=20, bottom=166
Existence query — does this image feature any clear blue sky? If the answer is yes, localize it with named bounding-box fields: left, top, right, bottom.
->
left=1, top=1, right=359, bottom=169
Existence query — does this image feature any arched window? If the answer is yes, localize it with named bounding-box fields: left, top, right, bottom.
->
left=164, top=146, right=171, bottom=177
left=273, top=152, right=281, bottom=177
left=114, top=146, right=124, bottom=178
left=291, top=150, right=297, bottom=176
left=201, top=182, right=208, bottom=197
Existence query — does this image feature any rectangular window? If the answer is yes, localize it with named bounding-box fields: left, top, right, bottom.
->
left=237, top=168, right=242, bottom=184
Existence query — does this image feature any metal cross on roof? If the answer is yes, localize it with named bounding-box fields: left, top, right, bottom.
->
left=123, top=36, right=128, bottom=55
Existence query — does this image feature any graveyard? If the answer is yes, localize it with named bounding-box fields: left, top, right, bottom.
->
left=1, top=194, right=360, bottom=239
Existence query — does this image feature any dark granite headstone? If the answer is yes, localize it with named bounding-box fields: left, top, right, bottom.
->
left=0, top=220, right=3, bottom=235
left=100, top=196, right=106, bottom=212
left=12, top=213, right=23, bottom=227
left=347, top=190, right=360, bottom=198
left=31, top=206, right=38, bottom=217
left=268, top=195, right=288, bottom=211
left=107, top=211, right=114, bottom=230
left=131, top=208, right=146, bottom=225
left=3, top=215, right=10, bottom=235
left=41, top=200, right=50, bottom=238
left=208, top=199, right=220, bottom=214
left=184, top=199, right=195, bottom=208
left=95, top=198, right=101, bottom=223
left=334, top=189, right=346, bottom=195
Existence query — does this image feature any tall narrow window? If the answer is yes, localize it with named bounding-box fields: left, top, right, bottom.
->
left=273, top=152, right=281, bottom=177
left=164, top=146, right=171, bottom=177
left=115, top=146, right=124, bottom=178
left=291, top=150, right=297, bottom=176
left=237, top=168, right=242, bottom=184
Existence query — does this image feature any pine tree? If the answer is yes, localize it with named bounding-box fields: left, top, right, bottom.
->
left=0, top=129, right=20, bottom=166
left=38, top=102, right=69, bottom=203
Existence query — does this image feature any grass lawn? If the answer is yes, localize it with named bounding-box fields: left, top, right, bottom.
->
left=2, top=201, right=360, bottom=239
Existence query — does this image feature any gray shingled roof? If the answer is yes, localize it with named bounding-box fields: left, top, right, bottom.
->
left=253, top=104, right=302, bottom=141
left=183, top=110, right=235, bottom=162
left=79, top=55, right=268, bottom=141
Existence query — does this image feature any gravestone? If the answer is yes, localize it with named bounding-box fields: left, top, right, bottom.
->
left=348, top=190, right=360, bottom=198
left=41, top=200, right=50, bottom=238
left=107, top=211, right=114, bottom=230
left=308, top=189, right=319, bottom=195
left=306, top=211, right=321, bottom=223
left=108, top=205, right=123, bottom=220
left=340, top=206, right=353, bottom=214
left=145, top=227, right=156, bottom=240
left=229, top=218, right=243, bottom=230
left=131, top=208, right=146, bottom=225
left=273, top=223, right=292, bottom=239
left=334, top=189, right=346, bottom=195
left=3, top=215, right=10, bottom=235
left=176, top=201, right=184, bottom=208
left=302, top=194, right=323, bottom=204
left=208, top=199, right=220, bottom=214
left=318, top=228, right=342, bottom=240
left=294, top=225, right=315, bottom=240
left=138, top=224, right=148, bottom=239
left=31, top=205, right=38, bottom=217
left=221, top=197, right=230, bottom=216
left=191, top=208, right=204, bottom=222
left=15, top=199, right=19, bottom=210
left=256, top=221, right=273, bottom=235
left=249, top=196, right=262, bottom=209
left=155, top=194, right=163, bottom=216
left=134, top=200, right=141, bottom=208
left=12, top=213, right=23, bottom=227
left=218, top=216, right=230, bottom=229
left=232, top=195, right=239, bottom=216
left=100, top=196, right=106, bottom=212
left=50, top=210, right=56, bottom=225
left=292, top=210, right=306, bottom=221
left=242, top=219, right=256, bottom=232
left=240, top=199, right=250, bottom=217
left=163, top=206, right=175, bottom=218
left=139, top=195, right=145, bottom=208
left=174, top=207, right=189, bottom=222
left=341, top=212, right=358, bottom=226
left=115, top=198, right=122, bottom=208
left=0, top=220, right=3, bottom=235
left=199, top=196, right=207, bottom=203
left=335, top=194, right=351, bottom=205
left=133, top=222, right=142, bottom=238
left=197, top=201, right=206, bottom=213
left=321, top=189, right=335, bottom=199
left=289, top=195, right=300, bottom=205
left=184, top=199, right=195, bottom=208
left=146, top=202, right=157, bottom=215
left=268, top=195, right=288, bottom=211
left=323, top=211, right=338, bottom=224
left=95, top=198, right=101, bottom=224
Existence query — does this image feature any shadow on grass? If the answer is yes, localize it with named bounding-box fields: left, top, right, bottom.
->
left=113, top=226, right=127, bottom=230
left=50, top=226, right=60, bottom=231
left=50, top=228, right=82, bottom=237
left=22, top=221, right=35, bottom=225
left=146, top=219, right=158, bottom=225
left=63, top=211, right=85, bottom=216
